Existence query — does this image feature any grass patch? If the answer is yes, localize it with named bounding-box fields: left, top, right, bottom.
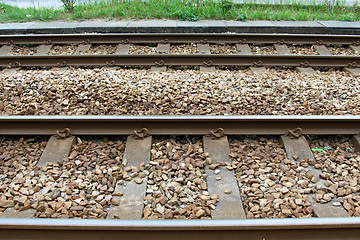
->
left=0, top=0, right=359, bottom=22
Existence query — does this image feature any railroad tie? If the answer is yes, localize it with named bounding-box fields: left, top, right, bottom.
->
left=156, top=43, right=170, bottom=54
left=115, top=43, right=130, bottom=54
left=314, top=45, right=332, bottom=56
left=150, top=43, right=171, bottom=72
left=237, top=45, right=268, bottom=74
left=351, top=135, right=360, bottom=152
left=151, top=66, right=167, bottom=72
left=0, top=208, right=36, bottom=218
left=344, top=67, right=360, bottom=76
left=37, top=135, right=76, bottom=167
left=296, top=67, right=316, bottom=75
left=202, top=136, right=246, bottom=219
left=350, top=45, right=360, bottom=54
left=197, top=43, right=215, bottom=73
left=197, top=43, right=211, bottom=54
left=274, top=44, right=290, bottom=55
left=35, top=44, right=53, bottom=55
left=281, top=135, right=350, bottom=218
left=75, top=43, right=92, bottom=54
left=107, top=135, right=152, bottom=219
left=200, top=66, right=216, bottom=73
left=0, top=45, right=12, bottom=55
left=2, top=68, right=20, bottom=73
left=249, top=67, right=268, bottom=74
left=236, top=44, right=252, bottom=55
left=51, top=67, right=68, bottom=71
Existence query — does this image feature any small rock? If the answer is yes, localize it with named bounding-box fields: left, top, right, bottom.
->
left=214, top=169, right=221, bottom=175
left=156, top=204, right=165, bottom=214
left=0, top=200, right=14, bottom=208
left=195, top=209, right=205, bottom=218
left=225, top=189, right=232, bottom=194
left=70, top=206, right=84, bottom=211
left=113, top=191, right=123, bottom=196
left=92, top=191, right=100, bottom=197
left=111, top=198, right=119, bottom=206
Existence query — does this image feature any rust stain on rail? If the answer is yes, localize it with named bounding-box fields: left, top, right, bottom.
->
left=1, top=33, right=360, bottom=45
left=0, top=54, right=359, bottom=68
left=0, top=116, right=359, bottom=135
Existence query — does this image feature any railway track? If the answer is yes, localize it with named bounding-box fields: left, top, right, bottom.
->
left=0, top=33, right=359, bottom=74
left=1, top=32, right=360, bottom=239
left=1, top=116, right=360, bottom=239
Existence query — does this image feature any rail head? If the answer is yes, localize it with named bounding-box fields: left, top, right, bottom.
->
left=1, top=33, right=360, bottom=44
left=0, top=217, right=360, bottom=230
left=0, top=54, right=359, bottom=68
left=0, top=115, right=359, bottom=135
left=0, top=218, right=359, bottom=240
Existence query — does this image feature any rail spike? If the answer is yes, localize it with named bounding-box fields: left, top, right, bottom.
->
left=253, top=61, right=263, bottom=67
left=155, top=60, right=165, bottom=67
left=6, top=40, right=14, bottom=46
left=288, top=127, right=303, bottom=139
left=348, top=62, right=357, bottom=68
left=106, top=61, right=116, bottom=67
left=134, top=128, right=149, bottom=140
left=210, top=128, right=225, bottom=139
left=8, top=62, right=21, bottom=69
left=161, top=39, right=169, bottom=44
left=300, top=61, right=310, bottom=67
left=204, top=60, right=213, bottom=67
left=82, top=39, right=91, bottom=44
left=56, top=128, right=71, bottom=139
left=57, top=61, right=67, bottom=67
left=277, top=39, right=285, bottom=45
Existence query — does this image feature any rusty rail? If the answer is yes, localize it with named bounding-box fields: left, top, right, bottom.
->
left=0, top=115, right=360, bottom=135
left=0, top=54, right=359, bottom=68
left=1, top=33, right=360, bottom=45
left=0, top=218, right=359, bottom=240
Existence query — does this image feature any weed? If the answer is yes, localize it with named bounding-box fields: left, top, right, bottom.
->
left=0, top=0, right=359, bottom=22
left=220, top=0, right=234, bottom=13
left=61, top=0, right=76, bottom=12
left=175, top=10, right=199, bottom=21
left=311, top=146, right=331, bottom=153
left=312, top=147, right=324, bottom=153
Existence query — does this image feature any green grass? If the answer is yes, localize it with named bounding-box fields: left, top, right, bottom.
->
left=0, top=0, right=359, bottom=22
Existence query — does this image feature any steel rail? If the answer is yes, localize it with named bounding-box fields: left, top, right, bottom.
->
left=0, top=115, right=359, bottom=135
left=0, top=54, right=359, bottom=68
left=1, top=33, right=360, bottom=45
left=0, top=218, right=359, bottom=240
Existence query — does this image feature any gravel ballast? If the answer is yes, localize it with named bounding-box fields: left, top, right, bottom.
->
left=129, top=44, right=157, bottom=54
left=1, top=68, right=359, bottom=115
left=143, top=137, right=217, bottom=219
left=0, top=137, right=128, bottom=218
left=3, top=44, right=358, bottom=56
left=230, top=137, right=314, bottom=218
left=0, top=137, right=46, bottom=213
left=49, top=45, right=76, bottom=55
left=170, top=44, right=199, bottom=54
left=310, top=136, right=360, bottom=216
